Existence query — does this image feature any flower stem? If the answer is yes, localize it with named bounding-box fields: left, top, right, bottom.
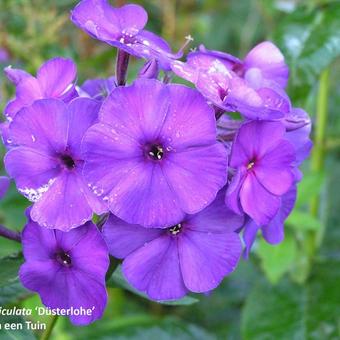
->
left=115, top=49, right=130, bottom=86
left=40, top=315, right=58, bottom=340
left=309, top=67, right=330, bottom=250
left=0, top=224, right=21, bottom=242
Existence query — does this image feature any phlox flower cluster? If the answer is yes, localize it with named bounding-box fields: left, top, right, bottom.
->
left=0, top=0, right=312, bottom=326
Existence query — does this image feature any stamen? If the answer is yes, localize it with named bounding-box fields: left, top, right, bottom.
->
left=56, top=252, right=72, bottom=267
left=169, top=223, right=182, bottom=235
left=60, top=154, right=76, bottom=169
left=247, top=161, right=255, bottom=170
left=148, top=145, right=164, bottom=161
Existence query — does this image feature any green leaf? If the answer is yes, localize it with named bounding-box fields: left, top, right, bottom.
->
left=0, top=253, right=30, bottom=305
left=256, top=233, right=297, bottom=284
left=241, top=260, right=340, bottom=340
left=241, top=279, right=305, bottom=340
left=273, top=3, right=340, bottom=101
left=286, top=210, right=322, bottom=231
left=320, top=162, right=340, bottom=259
left=107, top=265, right=199, bottom=306
left=295, top=172, right=325, bottom=208
left=64, top=316, right=215, bottom=340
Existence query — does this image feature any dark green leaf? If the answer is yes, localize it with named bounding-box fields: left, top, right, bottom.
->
left=273, top=3, right=340, bottom=101
left=256, top=233, right=298, bottom=284
left=286, top=210, right=322, bottom=231
left=295, top=172, right=325, bottom=208
left=0, top=253, right=30, bottom=305
left=241, top=278, right=306, bottom=340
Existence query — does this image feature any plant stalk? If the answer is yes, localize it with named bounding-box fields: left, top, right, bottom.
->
left=115, top=49, right=130, bottom=86
left=40, top=315, right=58, bottom=340
left=0, top=224, right=21, bottom=242
left=309, top=67, right=330, bottom=250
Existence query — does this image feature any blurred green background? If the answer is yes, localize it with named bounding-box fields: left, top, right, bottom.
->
left=0, top=0, right=340, bottom=339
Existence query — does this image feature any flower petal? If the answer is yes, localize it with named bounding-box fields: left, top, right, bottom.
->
left=244, top=41, right=289, bottom=88
left=4, top=66, right=31, bottom=85
left=67, top=98, right=100, bottom=158
left=8, top=99, right=69, bottom=154
left=99, top=79, right=170, bottom=142
left=240, top=172, right=280, bottom=225
left=5, top=147, right=60, bottom=198
left=30, top=171, right=94, bottom=230
left=225, top=168, right=246, bottom=216
left=162, top=143, right=228, bottom=214
left=107, top=161, right=184, bottom=227
left=37, top=57, right=77, bottom=98
left=21, top=217, right=58, bottom=260
left=230, top=120, right=286, bottom=167
left=262, top=184, right=297, bottom=244
left=160, top=84, right=218, bottom=149
left=242, top=218, right=260, bottom=258
left=179, top=230, right=242, bottom=292
left=255, top=140, right=295, bottom=195
left=103, top=214, right=163, bottom=258
left=187, top=188, right=244, bottom=233
left=123, top=235, right=187, bottom=300
left=4, top=77, right=43, bottom=118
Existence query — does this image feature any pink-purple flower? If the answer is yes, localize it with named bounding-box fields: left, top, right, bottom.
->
left=171, top=41, right=291, bottom=120
left=4, top=57, right=77, bottom=119
left=71, top=0, right=181, bottom=70
left=78, top=76, right=116, bottom=101
left=19, top=216, right=109, bottom=325
left=226, top=120, right=296, bottom=225
left=82, top=78, right=228, bottom=227
left=5, top=98, right=106, bottom=230
left=103, top=189, right=243, bottom=300
left=243, top=184, right=297, bottom=257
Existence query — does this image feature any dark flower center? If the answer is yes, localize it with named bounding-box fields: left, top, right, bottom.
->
left=147, top=144, right=164, bottom=161
left=55, top=251, right=72, bottom=267
left=247, top=160, right=255, bottom=170
left=168, top=223, right=182, bottom=235
left=60, top=154, right=76, bottom=169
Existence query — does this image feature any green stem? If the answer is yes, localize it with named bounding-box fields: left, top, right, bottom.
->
left=40, top=315, right=58, bottom=340
left=309, top=67, right=330, bottom=252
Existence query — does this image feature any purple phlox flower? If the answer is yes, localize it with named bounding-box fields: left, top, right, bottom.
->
left=71, top=0, right=184, bottom=70
left=0, top=176, right=10, bottom=200
left=241, top=41, right=289, bottom=89
left=192, top=41, right=289, bottom=89
left=171, top=52, right=290, bottom=120
left=187, top=44, right=242, bottom=70
left=19, top=216, right=109, bottom=325
left=284, top=108, right=313, bottom=166
left=5, top=98, right=107, bottom=231
left=103, top=189, right=243, bottom=300
left=78, top=76, right=116, bottom=101
left=226, top=120, right=296, bottom=226
left=4, top=57, right=77, bottom=119
left=82, top=78, right=228, bottom=228
left=243, top=184, right=297, bottom=258
left=4, top=65, right=30, bottom=85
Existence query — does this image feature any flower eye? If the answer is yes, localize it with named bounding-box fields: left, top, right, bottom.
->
left=147, top=144, right=164, bottom=161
